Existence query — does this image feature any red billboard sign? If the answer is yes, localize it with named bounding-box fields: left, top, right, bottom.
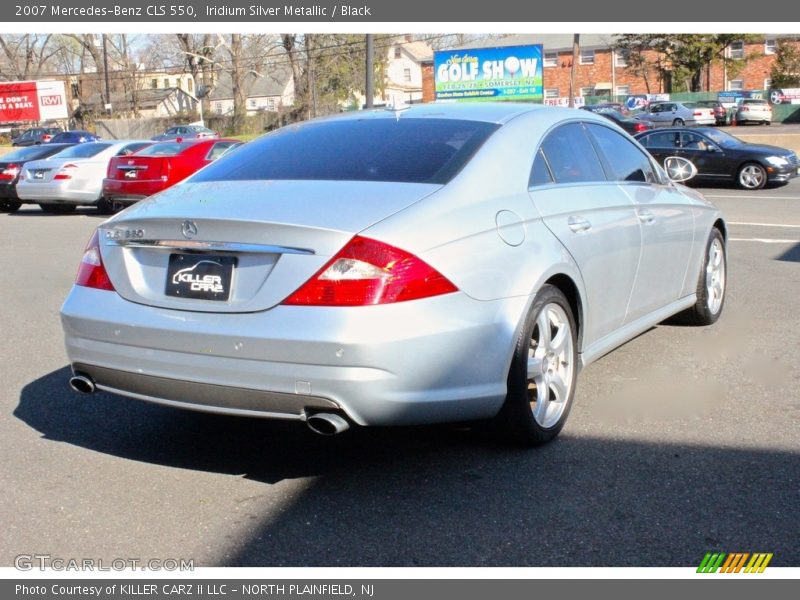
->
left=0, top=80, right=68, bottom=123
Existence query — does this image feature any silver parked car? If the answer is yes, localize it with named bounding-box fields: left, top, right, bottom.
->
left=15, top=140, right=152, bottom=213
left=61, top=104, right=727, bottom=446
left=151, top=125, right=219, bottom=142
left=636, top=101, right=716, bottom=127
left=736, top=99, right=772, bottom=125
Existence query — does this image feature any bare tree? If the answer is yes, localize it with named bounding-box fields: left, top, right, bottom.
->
left=0, top=34, right=61, bottom=80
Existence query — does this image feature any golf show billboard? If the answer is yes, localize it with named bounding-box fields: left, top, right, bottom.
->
left=434, top=44, right=543, bottom=102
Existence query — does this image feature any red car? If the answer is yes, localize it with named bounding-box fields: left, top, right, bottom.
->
left=102, top=138, right=241, bottom=209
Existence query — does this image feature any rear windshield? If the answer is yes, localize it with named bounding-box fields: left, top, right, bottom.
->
left=136, top=142, right=193, bottom=156
left=1, top=145, right=61, bottom=162
left=191, top=118, right=500, bottom=185
left=53, top=142, right=112, bottom=158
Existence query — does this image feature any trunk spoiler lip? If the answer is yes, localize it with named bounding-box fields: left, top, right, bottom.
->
left=104, top=238, right=316, bottom=256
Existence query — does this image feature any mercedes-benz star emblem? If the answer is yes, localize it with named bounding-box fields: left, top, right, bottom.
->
left=181, top=220, right=198, bottom=239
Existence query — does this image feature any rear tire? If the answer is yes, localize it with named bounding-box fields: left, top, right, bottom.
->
left=673, top=118, right=685, bottom=126
left=674, top=228, right=726, bottom=326
left=40, top=203, right=76, bottom=214
left=0, top=200, right=21, bottom=213
left=492, top=284, right=578, bottom=446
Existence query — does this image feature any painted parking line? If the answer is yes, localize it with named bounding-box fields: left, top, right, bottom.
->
left=728, top=221, right=800, bottom=228
left=705, top=195, right=800, bottom=201
left=730, top=238, right=800, bottom=243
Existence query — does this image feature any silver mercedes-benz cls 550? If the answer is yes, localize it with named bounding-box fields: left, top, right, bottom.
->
left=61, top=103, right=727, bottom=445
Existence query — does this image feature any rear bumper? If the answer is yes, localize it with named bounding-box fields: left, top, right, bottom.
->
left=61, top=286, right=528, bottom=426
left=103, top=178, right=164, bottom=202
left=0, top=182, right=19, bottom=200
left=15, top=181, right=101, bottom=204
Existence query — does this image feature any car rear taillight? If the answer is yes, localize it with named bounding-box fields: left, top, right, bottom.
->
left=740, top=106, right=750, bottom=112
left=634, top=122, right=647, bottom=132
left=75, top=231, right=114, bottom=291
left=0, top=163, right=19, bottom=180
left=160, top=158, right=171, bottom=182
left=54, top=163, right=77, bottom=180
left=693, top=111, right=702, bottom=116
left=282, top=236, right=458, bottom=306
left=42, top=134, right=52, bottom=142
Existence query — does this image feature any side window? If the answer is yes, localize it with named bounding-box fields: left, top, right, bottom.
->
left=586, top=123, right=656, bottom=184
left=649, top=104, right=661, bottom=113
left=640, top=131, right=679, bottom=149
left=529, top=148, right=554, bottom=187
left=680, top=132, right=710, bottom=151
left=539, top=122, right=606, bottom=185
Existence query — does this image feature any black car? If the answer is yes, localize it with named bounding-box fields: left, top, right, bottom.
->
left=635, top=127, right=799, bottom=190
left=581, top=102, right=627, bottom=114
left=48, top=130, right=99, bottom=144
left=0, top=144, right=74, bottom=212
left=11, top=127, right=62, bottom=146
left=581, top=107, right=655, bottom=135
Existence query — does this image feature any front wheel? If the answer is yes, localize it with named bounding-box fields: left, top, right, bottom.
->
left=0, top=200, right=21, bottom=213
left=675, top=229, right=726, bottom=326
left=492, top=284, right=578, bottom=446
left=737, top=162, right=767, bottom=190
left=673, top=118, right=685, bottom=126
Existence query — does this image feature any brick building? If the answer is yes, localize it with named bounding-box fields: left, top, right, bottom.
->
left=423, top=34, right=800, bottom=102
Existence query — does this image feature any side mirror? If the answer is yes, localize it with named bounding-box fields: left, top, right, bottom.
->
left=663, top=156, right=697, bottom=183
left=706, top=145, right=718, bottom=152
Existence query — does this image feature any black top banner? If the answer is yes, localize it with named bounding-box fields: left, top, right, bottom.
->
left=4, top=0, right=800, bottom=22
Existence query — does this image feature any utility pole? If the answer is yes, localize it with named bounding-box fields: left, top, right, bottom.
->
left=365, top=34, right=374, bottom=109
left=569, top=34, right=579, bottom=108
left=102, top=34, right=111, bottom=115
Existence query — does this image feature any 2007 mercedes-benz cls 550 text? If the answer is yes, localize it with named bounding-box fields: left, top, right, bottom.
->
left=61, top=103, right=727, bottom=445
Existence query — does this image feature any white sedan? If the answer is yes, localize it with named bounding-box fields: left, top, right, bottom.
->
left=15, top=140, right=152, bottom=213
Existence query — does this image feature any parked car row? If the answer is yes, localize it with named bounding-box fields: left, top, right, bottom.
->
left=587, top=99, right=774, bottom=128
left=0, top=136, right=241, bottom=213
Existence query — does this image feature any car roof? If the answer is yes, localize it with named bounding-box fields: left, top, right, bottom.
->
left=636, top=126, right=717, bottom=135
left=322, top=102, right=551, bottom=125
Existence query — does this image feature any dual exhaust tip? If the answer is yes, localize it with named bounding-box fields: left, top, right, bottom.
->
left=69, top=373, right=96, bottom=395
left=69, top=372, right=350, bottom=436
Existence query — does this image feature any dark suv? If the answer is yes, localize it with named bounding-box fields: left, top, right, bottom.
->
left=11, top=127, right=63, bottom=146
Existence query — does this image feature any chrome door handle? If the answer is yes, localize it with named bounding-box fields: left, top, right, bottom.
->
left=638, top=210, right=656, bottom=224
left=567, top=216, right=592, bottom=233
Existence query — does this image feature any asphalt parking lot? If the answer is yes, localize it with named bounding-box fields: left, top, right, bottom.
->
left=1, top=179, right=799, bottom=568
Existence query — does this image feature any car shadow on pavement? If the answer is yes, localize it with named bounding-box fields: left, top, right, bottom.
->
left=14, top=366, right=800, bottom=566
left=7, top=208, right=107, bottom=218
left=776, top=242, right=800, bottom=262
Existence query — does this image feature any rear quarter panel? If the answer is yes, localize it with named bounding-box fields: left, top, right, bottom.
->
left=363, top=110, right=589, bottom=344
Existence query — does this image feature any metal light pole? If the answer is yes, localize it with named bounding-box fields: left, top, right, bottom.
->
left=365, top=34, right=374, bottom=109
left=102, top=34, right=111, bottom=115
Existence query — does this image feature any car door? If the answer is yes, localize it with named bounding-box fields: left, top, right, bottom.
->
left=674, top=131, right=728, bottom=180
left=586, top=123, right=695, bottom=319
left=637, top=130, right=680, bottom=165
left=647, top=103, right=667, bottom=125
left=528, top=122, right=642, bottom=348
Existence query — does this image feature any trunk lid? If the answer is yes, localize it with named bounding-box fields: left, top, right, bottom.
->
left=100, top=179, right=441, bottom=312
left=22, top=157, right=70, bottom=183
left=108, top=155, right=169, bottom=182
